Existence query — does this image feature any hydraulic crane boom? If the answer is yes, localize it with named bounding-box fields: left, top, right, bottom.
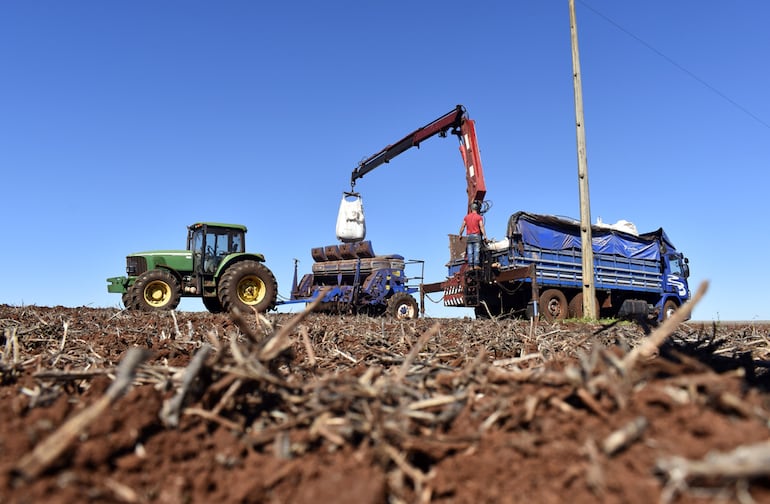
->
left=350, top=105, right=487, bottom=210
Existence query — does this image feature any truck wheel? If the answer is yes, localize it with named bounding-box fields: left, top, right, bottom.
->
left=539, top=289, right=568, bottom=322
left=202, top=296, right=225, bottom=313
left=387, top=292, right=419, bottom=320
left=663, top=299, right=678, bottom=320
left=218, top=260, right=278, bottom=314
left=568, top=293, right=600, bottom=319
left=129, top=270, right=181, bottom=311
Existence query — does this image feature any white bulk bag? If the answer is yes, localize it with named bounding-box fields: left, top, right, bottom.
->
left=336, top=193, right=366, bottom=242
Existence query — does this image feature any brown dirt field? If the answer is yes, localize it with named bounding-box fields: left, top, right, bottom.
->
left=1, top=304, right=770, bottom=503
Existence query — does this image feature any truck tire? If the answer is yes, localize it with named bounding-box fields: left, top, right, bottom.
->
left=539, top=289, right=568, bottom=322
left=387, top=292, right=419, bottom=320
left=128, top=270, right=181, bottom=311
left=663, top=299, right=678, bottom=320
left=568, top=292, right=600, bottom=319
left=218, top=260, right=278, bottom=315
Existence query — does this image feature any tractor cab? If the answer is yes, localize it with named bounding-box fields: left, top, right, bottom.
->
left=187, top=223, right=247, bottom=276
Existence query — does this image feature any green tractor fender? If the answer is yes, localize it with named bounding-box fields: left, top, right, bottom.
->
left=213, top=253, right=266, bottom=278
left=154, top=265, right=184, bottom=284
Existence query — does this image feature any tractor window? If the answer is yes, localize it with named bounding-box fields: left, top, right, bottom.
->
left=203, top=231, right=221, bottom=273
left=231, top=234, right=243, bottom=253
left=204, top=232, right=221, bottom=256
left=190, top=229, right=205, bottom=273
left=208, top=232, right=230, bottom=257
left=191, top=230, right=204, bottom=253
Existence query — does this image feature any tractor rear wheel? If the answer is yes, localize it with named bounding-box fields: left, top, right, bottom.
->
left=387, top=292, right=419, bottom=320
left=128, top=270, right=181, bottom=311
left=218, top=260, right=278, bottom=314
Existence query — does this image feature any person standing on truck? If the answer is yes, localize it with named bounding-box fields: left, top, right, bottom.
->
left=459, top=202, right=486, bottom=269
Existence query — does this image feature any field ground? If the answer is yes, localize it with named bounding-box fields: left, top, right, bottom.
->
left=1, top=304, right=770, bottom=503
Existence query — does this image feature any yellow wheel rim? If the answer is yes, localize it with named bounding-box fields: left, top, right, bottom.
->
left=144, top=280, right=171, bottom=308
left=237, top=275, right=266, bottom=305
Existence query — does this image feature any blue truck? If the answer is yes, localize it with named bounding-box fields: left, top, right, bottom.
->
left=423, top=211, right=691, bottom=322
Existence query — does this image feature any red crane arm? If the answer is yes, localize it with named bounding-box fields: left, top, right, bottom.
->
left=350, top=104, right=486, bottom=209
left=459, top=118, right=486, bottom=208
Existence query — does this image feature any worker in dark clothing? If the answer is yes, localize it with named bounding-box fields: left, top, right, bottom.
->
left=459, top=202, right=486, bottom=269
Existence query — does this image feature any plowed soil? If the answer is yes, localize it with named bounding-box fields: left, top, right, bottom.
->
left=1, top=304, right=770, bottom=503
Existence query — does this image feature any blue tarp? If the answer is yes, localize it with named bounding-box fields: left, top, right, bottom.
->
left=506, top=212, right=677, bottom=261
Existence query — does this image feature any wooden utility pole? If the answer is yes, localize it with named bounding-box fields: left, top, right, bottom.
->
left=569, top=0, right=597, bottom=319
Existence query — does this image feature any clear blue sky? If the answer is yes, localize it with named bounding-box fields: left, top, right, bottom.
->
left=2, top=1, right=768, bottom=321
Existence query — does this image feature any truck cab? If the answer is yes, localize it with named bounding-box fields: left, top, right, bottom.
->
left=660, top=252, right=690, bottom=318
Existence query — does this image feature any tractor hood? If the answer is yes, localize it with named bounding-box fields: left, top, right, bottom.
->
left=129, top=250, right=192, bottom=257
left=127, top=250, right=194, bottom=272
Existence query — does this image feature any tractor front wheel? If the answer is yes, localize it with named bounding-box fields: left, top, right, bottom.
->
left=127, top=270, right=181, bottom=311
left=121, top=292, right=131, bottom=309
left=387, top=292, right=419, bottom=320
left=218, top=260, right=278, bottom=314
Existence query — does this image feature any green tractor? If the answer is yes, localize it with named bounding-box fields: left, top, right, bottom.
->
left=107, top=222, right=277, bottom=314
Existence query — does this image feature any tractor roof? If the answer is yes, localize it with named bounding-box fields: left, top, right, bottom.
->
left=188, top=222, right=248, bottom=232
